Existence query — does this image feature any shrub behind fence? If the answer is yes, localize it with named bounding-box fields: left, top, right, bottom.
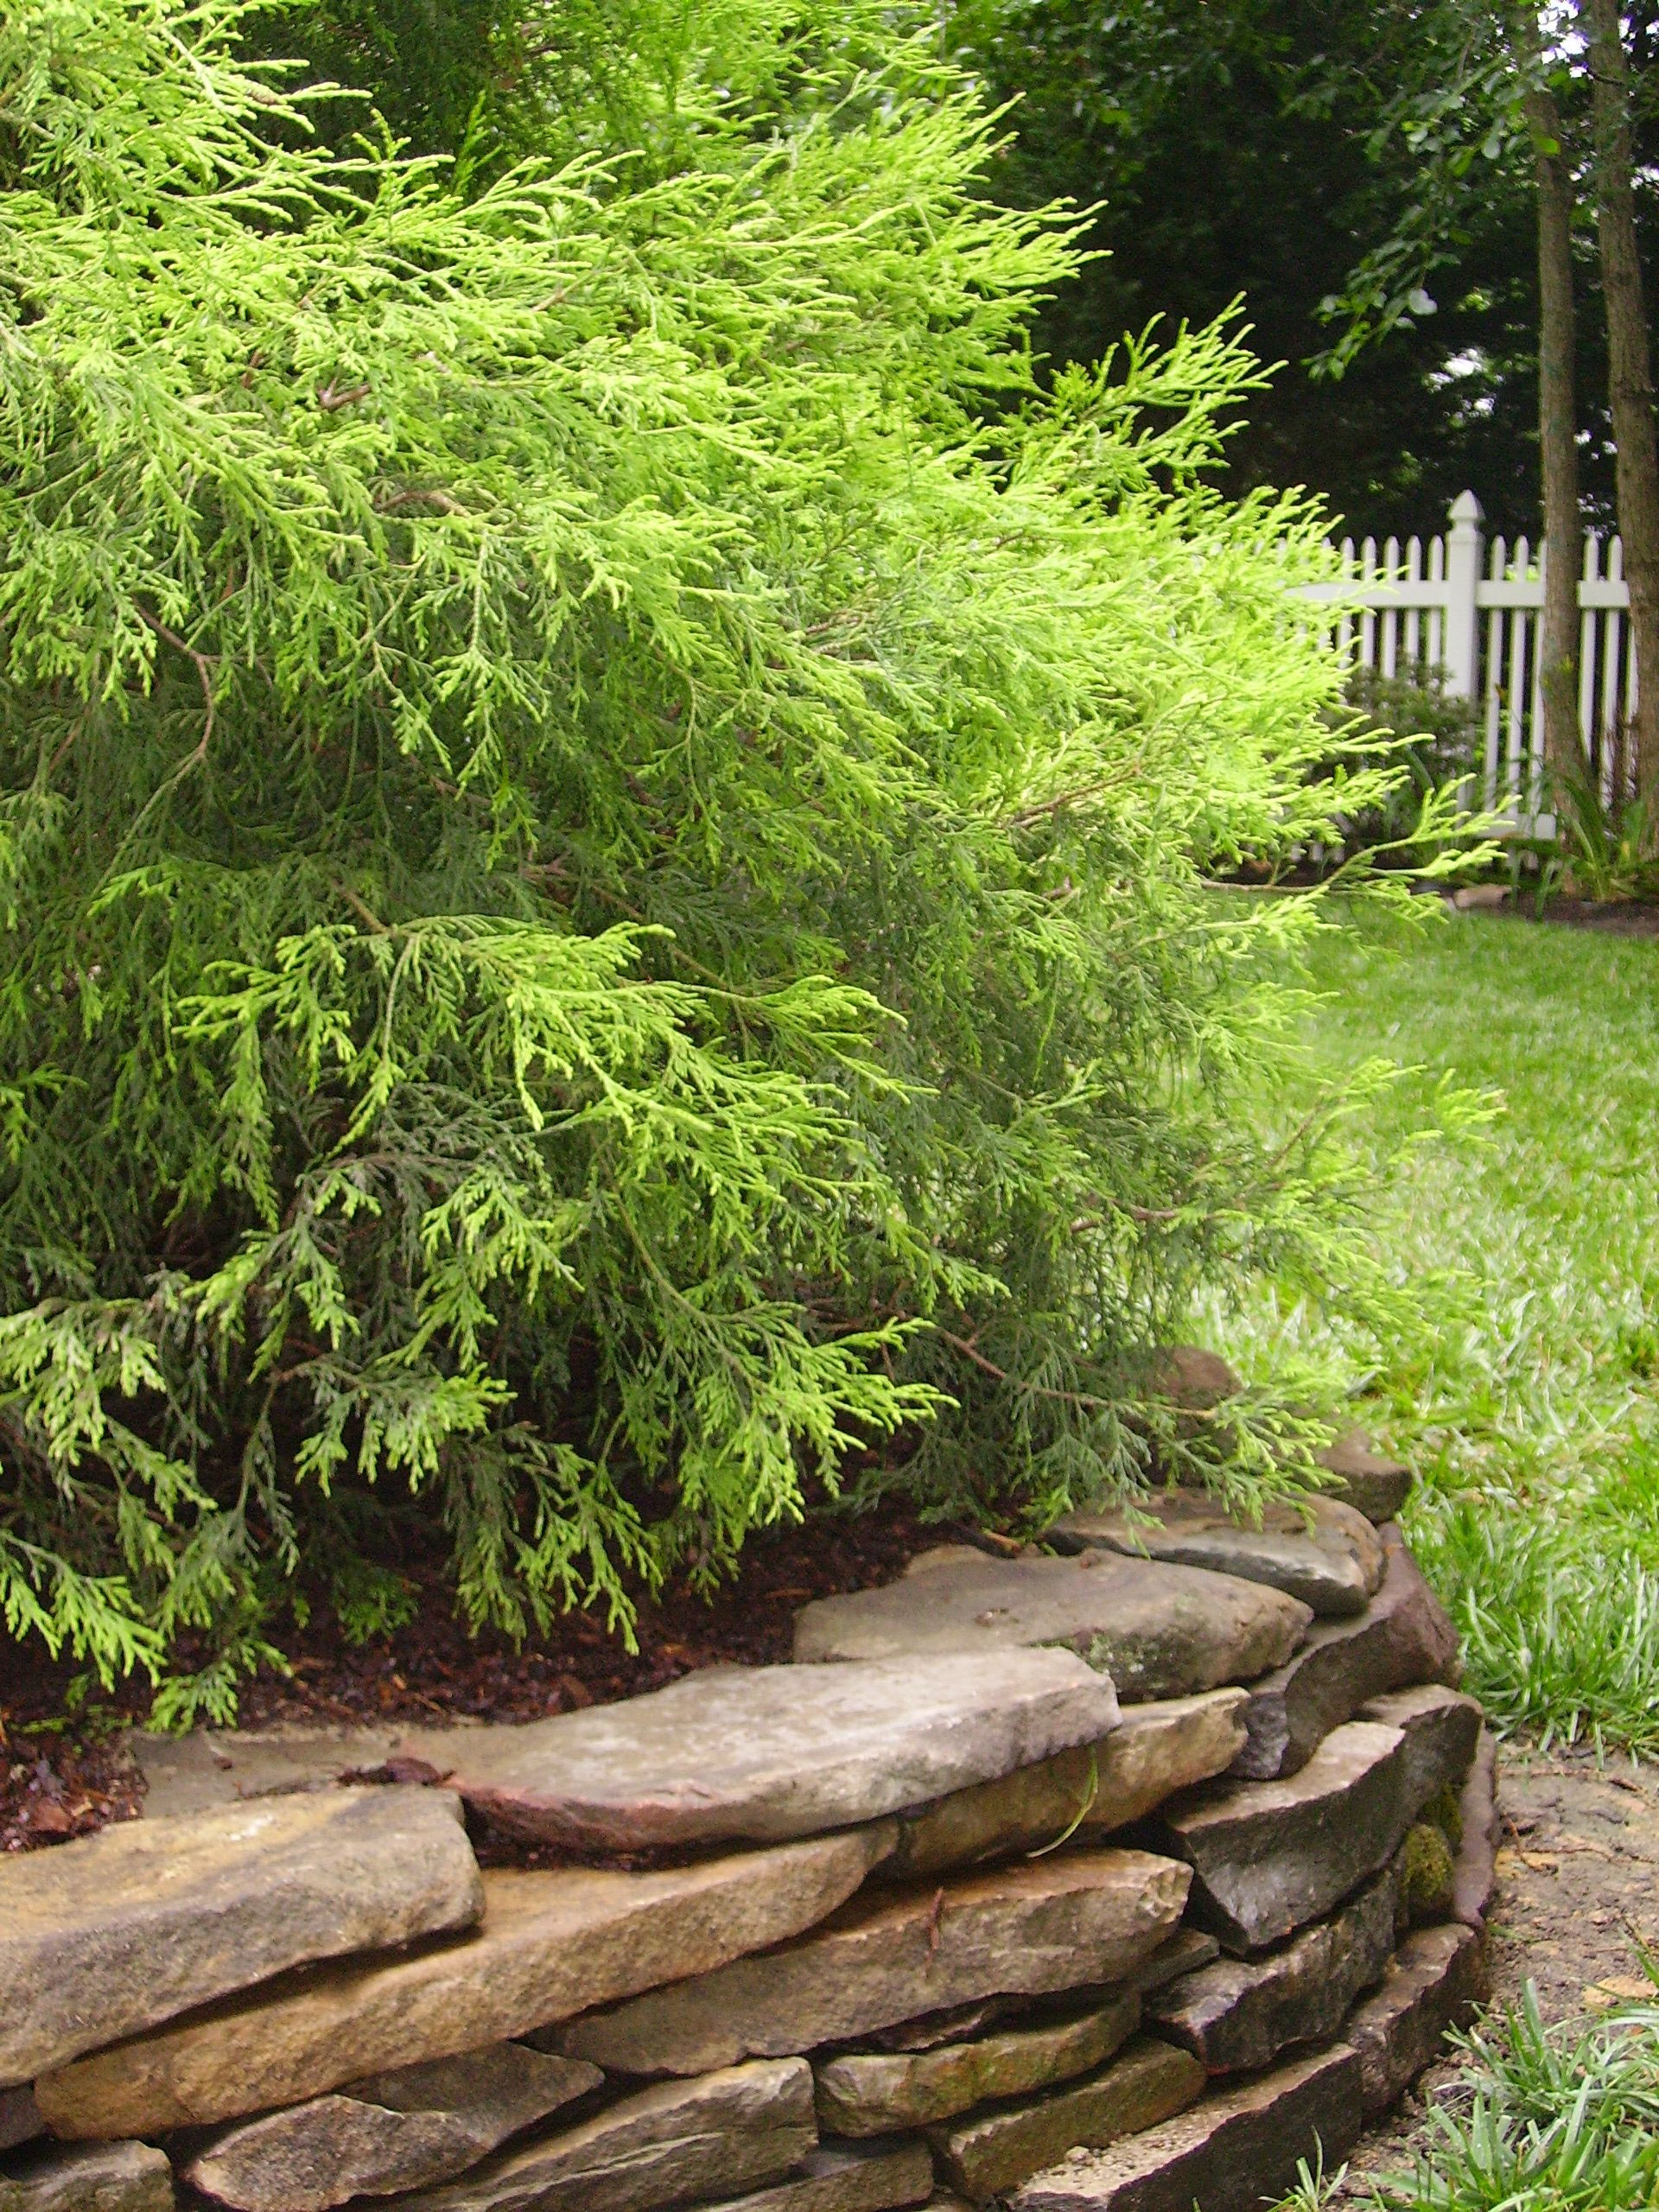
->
left=1301, top=492, right=1637, bottom=833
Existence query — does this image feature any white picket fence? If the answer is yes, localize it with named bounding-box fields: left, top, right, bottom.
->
left=1300, top=490, right=1637, bottom=832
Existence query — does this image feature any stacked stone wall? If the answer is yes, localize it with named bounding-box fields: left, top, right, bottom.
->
left=0, top=1426, right=1496, bottom=2212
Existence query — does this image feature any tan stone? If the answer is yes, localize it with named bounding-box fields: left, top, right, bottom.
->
left=436, top=1652, right=1122, bottom=1851
left=0, top=1789, right=481, bottom=2088
left=35, top=1828, right=891, bottom=2141
left=1007, top=2044, right=1363, bottom=2212
left=883, top=1694, right=1249, bottom=1879
left=793, top=1551, right=1309, bottom=1704
left=380, top=2061, right=816, bottom=2212
left=1452, top=1730, right=1500, bottom=1930
left=556, top=1851, right=1192, bottom=2077
left=705, top=2143, right=935, bottom=2212
left=1055, top=1494, right=1385, bottom=1618
left=815, top=1993, right=1141, bottom=2135
left=931, top=2038, right=1205, bottom=2203
left=185, top=2046, right=603, bottom=2211
left=0, top=2143, right=174, bottom=2212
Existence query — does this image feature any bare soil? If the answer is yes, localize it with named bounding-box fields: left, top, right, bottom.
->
left=1344, top=1740, right=1659, bottom=2188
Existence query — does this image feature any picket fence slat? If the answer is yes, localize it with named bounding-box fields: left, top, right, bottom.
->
left=1304, top=491, right=1634, bottom=829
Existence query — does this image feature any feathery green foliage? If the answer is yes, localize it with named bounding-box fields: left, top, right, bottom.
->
left=0, top=0, right=1451, bottom=1713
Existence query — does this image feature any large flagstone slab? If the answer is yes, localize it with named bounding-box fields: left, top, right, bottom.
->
left=435, top=1653, right=1122, bottom=1851
left=185, top=2045, right=603, bottom=2212
left=35, top=1829, right=890, bottom=2141
left=1230, top=1526, right=1462, bottom=1779
left=882, top=1693, right=1248, bottom=1880
left=378, top=2060, right=817, bottom=2212
left=1053, top=1494, right=1385, bottom=1618
left=705, top=2143, right=935, bottom=2212
left=792, top=1552, right=1309, bottom=1703
left=0, top=1788, right=482, bottom=2088
left=815, top=1993, right=1141, bottom=2136
left=1151, top=1719, right=1450, bottom=1953
left=931, top=2037, right=1205, bottom=2203
left=555, top=1851, right=1192, bottom=2077
left=1007, top=2044, right=1363, bottom=2212
left=1358, top=1684, right=1484, bottom=1807
left=1146, top=1866, right=1397, bottom=2073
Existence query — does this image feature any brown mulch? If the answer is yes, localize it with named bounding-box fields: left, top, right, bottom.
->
left=1479, top=894, right=1659, bottom=937
left=1, top=1495, right=971, bottom=1853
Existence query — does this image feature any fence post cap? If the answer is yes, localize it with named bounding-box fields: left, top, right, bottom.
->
left=1449, top=490, right=1485, bottom=527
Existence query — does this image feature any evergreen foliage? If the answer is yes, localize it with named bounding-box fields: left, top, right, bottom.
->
left=0, top=0, right=1447, bottom=1713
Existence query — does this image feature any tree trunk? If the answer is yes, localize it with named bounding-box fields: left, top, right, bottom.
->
left=1580, top=0, right=1659, bottom=810
left=1526, top=79, right=1583, bottom=793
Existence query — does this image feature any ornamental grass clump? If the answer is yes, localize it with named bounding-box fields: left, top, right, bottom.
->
left=0, top=0, right=1453, bottom=1713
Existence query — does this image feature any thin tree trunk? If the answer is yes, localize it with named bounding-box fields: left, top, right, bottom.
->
left=1580, top=0, right=1659, bottom=810
left=1526, top=79, right=1583, bottom=791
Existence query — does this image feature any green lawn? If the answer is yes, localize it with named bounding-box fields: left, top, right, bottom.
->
left=1214, top=903, right=1659, bottom=1753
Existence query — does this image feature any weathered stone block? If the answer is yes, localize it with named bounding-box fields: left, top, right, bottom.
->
left=1452, top=1729, right=1500, bottom=1931
left=1053, top=1495, right=1384, bottom=1618
left=882, top=1694, right=1249, bottom=1879
left=35, top=1830, right=890, bottom=2141
left=931, top=2038, right=1205, bottom=2204
left=1318, top=1430, right=1413, bottom=1523
left=1358, top=1684, right=1484, bottom=1805
left=1006, top=2044, right=1363, bottom=2212
left=185, top=2045, right=603, bottom=2211
left=0, top=2087, right=41, bottom=2153
left=793, top=1552, right=1309, bottom=1704
left=371, top=2060, right=817, bottom=2212
left=703, top=2142, right=935, bottom=2212
left=1231, top=1527, right=1462, bottom=1780
left=0, top=1789, right=482, bottom=2088
left=0, top=2142, right=174, bottom=2212
left=555, top=1852, right=1192, bottom=2077
left=1345, top=1924, right=1488, bottom=2117
left=1152, top=1718, right=1452, bottom=1952
left=438, top=1653, right=1121, bottom=1851
left=815, top=1993, right=1141, bottom=2135
left=1146, top=1866, right=1396, bottom=2073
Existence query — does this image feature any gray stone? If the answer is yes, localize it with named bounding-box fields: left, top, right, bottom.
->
left=815, top=1993, right=1141, bottom=2135
left=882, top=1694, right=1249, bottom=1878
left=0, top=2143, right=174, bottom=2212
left=1147, top=1867, right=1397, bottom=2073
left=702, top=2143, right=935, bottom=2212
left=36, top=1829, right=891, bottom=2141
left=381, top=2060, right=817, bottom=2212
left=1345, top=1925, right=1489, bottom=2117
left=1053, top=1494, right=1385, bottom=1618
left=0, top=1788, right=482, bottom=2088
left=1231, top=1525, right=1462, bottom=1779
left=0, top=2087, right=41, bottom=2153
left=1152, top=1718, right=1449, bottom=1953
left=931, top=2038, right=1205, bottom=2203
left=555, top=1851, right=1192, bottom=2077
left=185, top=2045, right=603, bottom=2211
left=430, top=1653, right=1122, bottom=1852
left=1318, top=1430, right=1413, bottom=1523
left=1147, top=1346, right=1242, bottom=1417
left=792, top=1552, right=1309, bottom=1705
left=1452, top=1730, right=1500, bottom=1930
left=1358, top=1684, right=1484, bottom=1809
left=1007, top=2044, right=1363, bottom=2212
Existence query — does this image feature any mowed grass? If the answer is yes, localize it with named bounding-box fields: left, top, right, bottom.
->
left=1212, top=903, right=1659, bottom=1753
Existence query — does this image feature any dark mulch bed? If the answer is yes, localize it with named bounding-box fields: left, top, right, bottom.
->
left=1471, top=893, right=1659, bottom=936
left=1, top=1496, right=978, bottom=1854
